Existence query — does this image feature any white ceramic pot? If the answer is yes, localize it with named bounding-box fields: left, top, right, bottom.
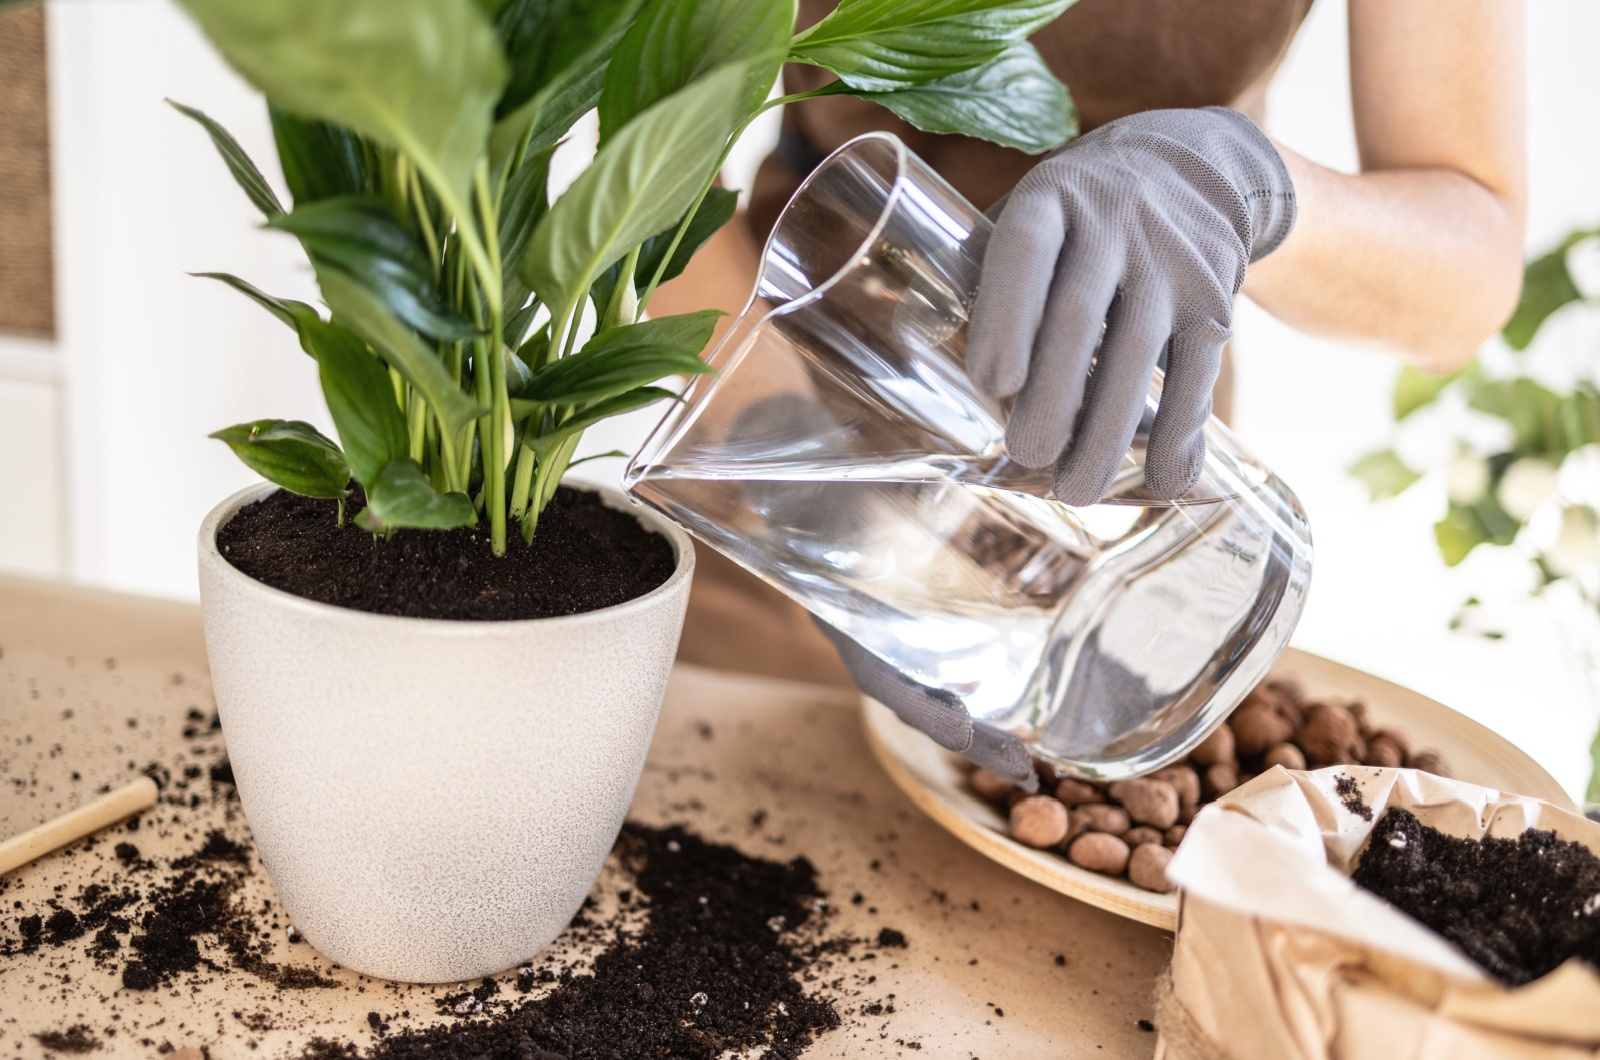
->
left=197, top=481, right=693, bottom=983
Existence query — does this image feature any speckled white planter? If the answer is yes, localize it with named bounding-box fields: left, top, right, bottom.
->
left=197, top=481, right=693, bottom=983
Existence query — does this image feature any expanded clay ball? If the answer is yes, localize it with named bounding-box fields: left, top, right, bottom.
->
left=1365, top=734, right=1404, bottom=768
left=1164, top=825, right=1187, bottom=848
left=1188, top=724, right=1235, bottom=767
left=1229, top=702, right=1294, bottom=756
left=1123, top=826, right=1164, bottom=848
left=1072, top=803, right=1131, bottom=836
left=1300, top=703, right=1365, bottom=764
left=1408, top=751, right=1451, bottom=778
left=1128, top=843, right=1175, bottom=893
left=1068, top=832, right=1130, bottom=875
left=1108, top=778, right=1180, bottom=830
left=1150, top=765, right=1201, bottom=809
left=1009, top=795, right=1070, bottom=848
left=970, top=767, right=1016, bottom=801
left=1054, top=778, right=1102, bottom=805
left=1202, top=763, right=1239, bottom=799
left=1262, top=742, right=1306, bottom=771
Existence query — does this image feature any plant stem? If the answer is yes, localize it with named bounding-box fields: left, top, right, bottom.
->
left=474, top=163, right=509, bottom=556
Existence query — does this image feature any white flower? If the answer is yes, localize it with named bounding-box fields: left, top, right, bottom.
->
left=1446, top=453, right=1490, bottom=504
left=1545, top=505, right=1600, bottom=578
left=1497, top=458, right=1559, bottom=521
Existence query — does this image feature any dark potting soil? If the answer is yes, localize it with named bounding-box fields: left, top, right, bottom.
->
left=300, top=823, right=846, bottom=1060
left=216, top=485, right=675, bottom=621
left=1352, top=807, right=1600, bottom=986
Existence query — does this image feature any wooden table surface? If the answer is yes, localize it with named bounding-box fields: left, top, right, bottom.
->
left=0, top=575, right=1170, bottom=1059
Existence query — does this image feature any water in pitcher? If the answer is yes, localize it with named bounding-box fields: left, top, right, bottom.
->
left=625, top=132, right=1312, bottom=778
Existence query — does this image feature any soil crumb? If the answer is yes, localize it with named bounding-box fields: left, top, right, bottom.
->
left=298, top=823, right=843, bottom=1059
left=32, top=1025, right=101, bottom=1053
left=216, top=486, right=675, bottom=622
left=1352, top=807, right=1600, bottom=986
left=1333, top=773, right=1372, bottom=821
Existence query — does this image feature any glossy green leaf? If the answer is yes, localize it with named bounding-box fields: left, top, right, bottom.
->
left=523, top=59, right=764, bottom=312
left=598, top=0, right=794, bottom=140
left=498, top=146, right=555, bottom=313
left=1348, top=448, right=1422, bottom=501
left=1503, top=230, right=1598, bottom=351
left=191, top=272, right=320, bottom=337
left=790, top=0, right=1073, bottom=91
left=357, top=458, right=477, bottom=531
left=168, top=100, right=284, bottom=218
left=488, top=0, right=642, bottom=171
left=268, top=196, right=480, bottom=342
left=515, top=310, right=718, bottom=407
left=296, top=317, right=410, bottom=485
left=1434, top=497, right=1519, bottom=567
left=1467, top=376, right=1569, bottom=456
left=175, top=0, right=506, bottom=234
left=590, top=187, right=738, bottom=315
left=854, top=43, right=1072, bottom=153
left=521, top=386, right=680, bottom=453
left=210, top=419, right=350, bottom=498
left=269, top=105, right=375, bottom=204
left=315, top=267, right=488, bottom=433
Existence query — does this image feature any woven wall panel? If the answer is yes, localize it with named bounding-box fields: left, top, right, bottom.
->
left=0, top=5, right=54, bottom=338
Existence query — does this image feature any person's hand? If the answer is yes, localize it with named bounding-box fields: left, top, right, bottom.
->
left=969, top=107, right=1296, bottom=505
left=812, top=618, right=1038, bottom=791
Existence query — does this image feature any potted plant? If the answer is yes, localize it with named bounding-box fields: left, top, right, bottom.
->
left=173, top=0, right=1076, bottom=982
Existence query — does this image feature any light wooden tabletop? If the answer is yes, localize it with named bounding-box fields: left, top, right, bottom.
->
left=0, top=575, right=1170, bottom=1059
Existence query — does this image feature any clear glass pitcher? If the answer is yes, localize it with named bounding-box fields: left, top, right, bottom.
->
left=624, top=132, right=1313, bottom=779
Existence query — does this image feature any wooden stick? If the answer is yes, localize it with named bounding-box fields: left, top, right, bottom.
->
left=0, top=776, right=159, bottom=876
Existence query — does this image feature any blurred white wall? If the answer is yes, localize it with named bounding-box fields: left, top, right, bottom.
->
left=3, top=0, right=1596, bottom=798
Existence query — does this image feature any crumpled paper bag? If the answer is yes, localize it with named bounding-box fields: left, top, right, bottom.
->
left=1155, top=766, right=1600, bottom=1060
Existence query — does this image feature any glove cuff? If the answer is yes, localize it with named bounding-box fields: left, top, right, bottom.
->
left=1198, top=106, right=1297, bottom=263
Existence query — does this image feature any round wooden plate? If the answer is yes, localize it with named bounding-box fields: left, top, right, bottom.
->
left=862, top=646, right=1576, bottom=931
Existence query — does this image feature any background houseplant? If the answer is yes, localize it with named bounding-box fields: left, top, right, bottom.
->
left=1352, top=229, right=1600, bottom=806
left=173, top=0, right=1078, bottom=554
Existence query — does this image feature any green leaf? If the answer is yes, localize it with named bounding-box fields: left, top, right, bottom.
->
left=521, top=386, right=680, bottom=453
left=488, top=0, right=642, bottom=171
left=210, top=419, right=350, bottom=499
left=1434, top=497, right=1519, bottom=567
left=590, top=187, right=738, bottom=314
left=296, top=317, right=410, bottom=485
left=269, top=105, right=376, bottom=205
left=168, top=100, right=284, bottom=218
left=357, top=458, right=477, bottom=531
left=854, top=43, right=1071, bottom=153
left=498, top=146, right=555, bottom=313
left=315, top=267, right=488, bottom=434
left=191, top=272, right=320, bottom=336
left=598, top=0, right=795, bottom=140
left=1348, top=448, right=1422, bottom=501
left=790, top=0, right=1072, bottom=91
left=1467, top=376, right=1569, bottom=457
left=175, top=0, right=506, bottom=237
left=1392, top=363, right=1459, bottom=421
left=523, top=59, right=767, bottom=312
left=268, top=196, right=481, bottom=342
left=515, top=310, right=719, bottom=407
left=1503, top=230, right=1598, bottom=351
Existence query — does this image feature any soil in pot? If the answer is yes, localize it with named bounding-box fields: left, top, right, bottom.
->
left=1352, top=806, right=1600, bottom=986
left=216, top=486, right=675, bottom=621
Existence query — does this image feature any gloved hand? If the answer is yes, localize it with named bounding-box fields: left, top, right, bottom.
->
left=812, top=618, right=1039, bottom=791
left=968, top=106, right=1296, bottom=506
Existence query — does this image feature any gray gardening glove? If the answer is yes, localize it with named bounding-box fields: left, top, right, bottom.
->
left=969, top=107, right=1296, bottom=505
left=813, top=618, right=1038, bottom=792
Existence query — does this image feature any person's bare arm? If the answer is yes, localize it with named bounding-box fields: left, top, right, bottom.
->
left=1242, top=0, right=1526, bottom=371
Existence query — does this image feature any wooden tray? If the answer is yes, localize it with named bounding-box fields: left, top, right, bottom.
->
left=862, top=646, right=1576, bottom=931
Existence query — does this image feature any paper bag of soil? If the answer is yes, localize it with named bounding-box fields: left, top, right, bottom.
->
left=1156, top=765, right=1600, bottom=1060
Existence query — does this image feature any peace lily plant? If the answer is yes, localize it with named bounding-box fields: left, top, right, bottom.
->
left=162, top=0, right=1078, bottom=983
left=175, top=0, right=1077, bottom=553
